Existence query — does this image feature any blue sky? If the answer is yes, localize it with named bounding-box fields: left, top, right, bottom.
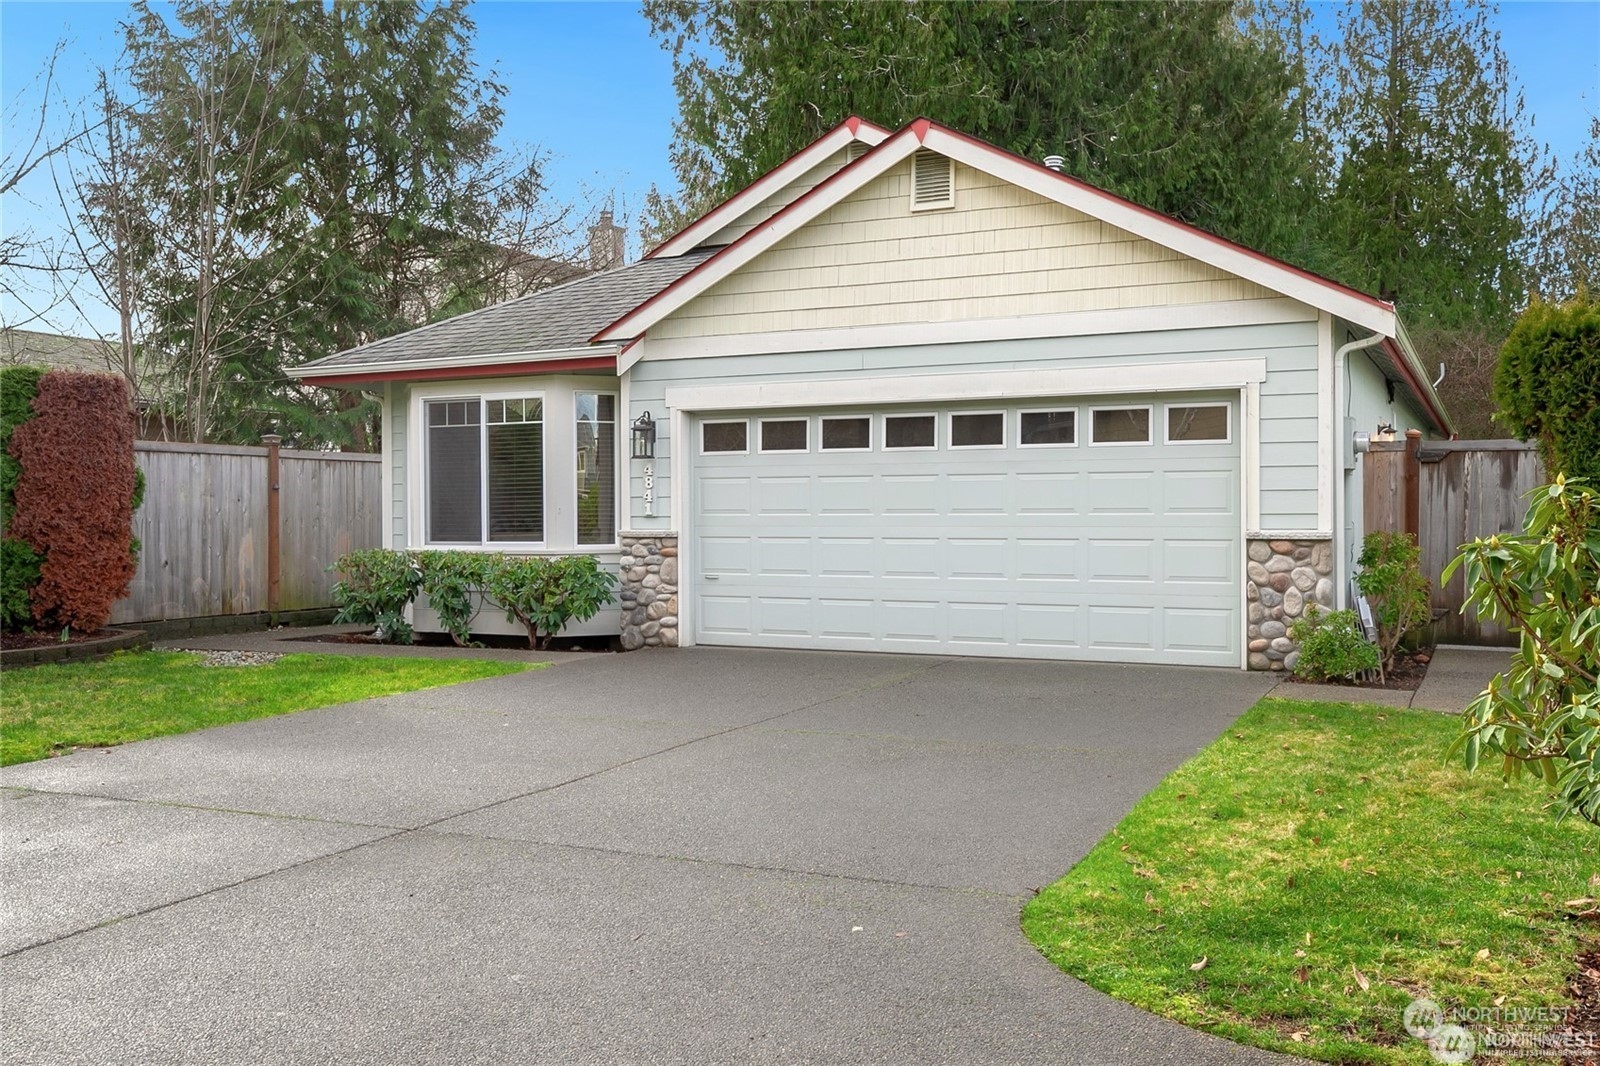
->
left=2, top=0, right=1597, bottom=336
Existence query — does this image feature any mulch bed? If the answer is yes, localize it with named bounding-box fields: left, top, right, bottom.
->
left=289, top=631, right=616, bottom=653
left=1560, top=940, right=1600, bottom=1065
left=0, top=628, right=120, bottom=650
left=1280, top=649, right=1434, bottom=692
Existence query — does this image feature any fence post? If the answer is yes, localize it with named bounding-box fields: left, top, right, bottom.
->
left=262, top=434, right=282, bottom=615
left=1403, top=429, right=1422, bottom=539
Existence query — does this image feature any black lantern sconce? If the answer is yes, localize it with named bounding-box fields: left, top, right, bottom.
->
left=631, top=411, right=656, bottom=460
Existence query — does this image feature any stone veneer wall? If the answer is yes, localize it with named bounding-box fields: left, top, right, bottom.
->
left=618, top=532, right=679, bottom=650
left=1247, top=539, right=1335, bottom=671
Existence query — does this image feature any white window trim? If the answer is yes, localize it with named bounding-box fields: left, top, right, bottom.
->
left=757, top=416, right=810, bottom=454
left=882, top=412, right=939, bottom=451
left=947, top=410, right=1007, bottom=450
left=1088, top=404, right=1154, bottom=447
left=700, top=418, right=750, bottom=455
left=1017, top=407, right=1079, bottom=448
left=420, top=388, right=548, bottom=550
left=819, top=415, right=873, bottom=452
left=1164, top=402, right=1234, bottom=446
left=574, top=390, right=621, bottom=550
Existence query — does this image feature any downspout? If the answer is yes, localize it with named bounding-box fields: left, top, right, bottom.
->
left=1333, top=331, right=1389, bottom=609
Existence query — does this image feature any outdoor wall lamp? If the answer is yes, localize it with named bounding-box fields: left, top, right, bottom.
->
left=630, top=411, right=656, bottom=460
left=1374, top=422, right=1398, bottom=442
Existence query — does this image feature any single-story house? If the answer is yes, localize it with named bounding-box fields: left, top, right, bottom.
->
left=294, top=117, right=1451, bottom=670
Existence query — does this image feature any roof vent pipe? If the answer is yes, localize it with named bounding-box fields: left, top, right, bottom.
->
left=1042, top=154, right=1065, bottom=172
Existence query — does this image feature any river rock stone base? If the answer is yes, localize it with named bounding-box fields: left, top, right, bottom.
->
left=619, top=532, right=679, bottom=651
left=1247, top=539, right=1335, bottom=671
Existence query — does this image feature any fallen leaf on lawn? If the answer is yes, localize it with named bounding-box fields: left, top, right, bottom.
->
left=1589, top=873, right=1600, bottom=887
left=1352, top=966, right=1370, bottom=991
left=1494, top=994, right=1506, bottom=1006
left=1290, top=1031, right=1309, bottom=1042
left=1363, top=869, right=1378, bottom=877
left=1295, top=967, right=1310, bottom=984
left=1134, top=867, right=1156, bottom=879
left=1305, top=932, right=1313, bottom=945
left=1566, top=897, right=1597, bottom=908
left=1295, top=949, right=1307, bottom=958
left=1120, top=843, right=1129, bottom=851
left=1190, top=956, right=1208, bottom=971
left=1476, top=948, right=1491, bottom=961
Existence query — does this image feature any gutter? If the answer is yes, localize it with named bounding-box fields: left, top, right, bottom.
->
left=293, top=343, right=623, bottom=381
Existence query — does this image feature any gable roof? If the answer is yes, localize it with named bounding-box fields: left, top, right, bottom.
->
left=594, top=117, right=1449, bottom=433
left=647, top=118, right=891, bottom=259
left=296, top=249, right=715, bottom=382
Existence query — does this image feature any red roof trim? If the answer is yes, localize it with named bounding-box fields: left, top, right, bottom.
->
left=643, top=116, right=890, bottom=260
left=303, top=355, right=617, bottom=388
left=910, top=118, right=931, bottom=142
left=1380, top=338, right=1451, bottom=435
left=593, top=124, right=924, bottom=343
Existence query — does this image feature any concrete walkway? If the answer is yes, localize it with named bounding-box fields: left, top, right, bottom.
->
left=1267, top=645, right=1511, bottom=713
left=0, top=647, right=1298, bottom=1065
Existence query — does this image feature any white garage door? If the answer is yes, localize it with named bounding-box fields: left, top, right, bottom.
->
left=689, top=395, right=1241, bottom=666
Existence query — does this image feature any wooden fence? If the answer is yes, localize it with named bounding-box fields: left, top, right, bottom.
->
left=111, top=441, right=380, bottom=625
left=1363, top=436, right=1545, bottom=646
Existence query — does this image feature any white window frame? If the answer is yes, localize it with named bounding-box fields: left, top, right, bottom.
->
left=1088, top=404, right=1155, bottom=447
left=882, top=412, right=939, bottom=451
left=573, top=390, right=621, bottom=549
left=421, top=387, right=548, bottom=550
left=947, top=409, right=1007, bottom=450
left=757, top=416, right=810, bottom=454
left=1164, top=401, right=1233, bottom=446
left=1017, top=407, right=1079, bottom=448
left=819, top=415, right=873, bottom=452
left=700, top=418, right=750, bottom=455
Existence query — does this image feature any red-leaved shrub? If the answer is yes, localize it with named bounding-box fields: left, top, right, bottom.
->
left=8, top=371, right=137, bottom=631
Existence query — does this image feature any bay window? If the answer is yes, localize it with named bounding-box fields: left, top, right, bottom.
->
left=420, top=383, right=619, bottom=549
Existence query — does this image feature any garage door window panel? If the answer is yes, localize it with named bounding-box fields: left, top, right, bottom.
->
left=702, top=420, right=749, bottom=454
left=821, top=416, right=871, bottom=451
left=759, top=418, right=809, bottom=453
left=884, top=414, right=937, bottom=450
left=950, top=411, right=1006, bottom=449
left=1020, top=409, right=1077, bottom=447
left=1166, top=403, right=1232, bottom=444
left=1091, top=406, right=1153, bottom=446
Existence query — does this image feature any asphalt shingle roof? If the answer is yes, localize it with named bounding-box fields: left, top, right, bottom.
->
left=297, top=250, right=717, bottom=373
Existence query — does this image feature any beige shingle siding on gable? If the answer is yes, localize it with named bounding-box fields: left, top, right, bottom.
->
left=654, top=160, right=1281, bottom=341
left=703, top=147, right=854, bottom=247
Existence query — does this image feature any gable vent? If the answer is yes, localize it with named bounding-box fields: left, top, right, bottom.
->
left=846, top=141, right=870, bottom=162
left=910, top=149, right=955, bottom=211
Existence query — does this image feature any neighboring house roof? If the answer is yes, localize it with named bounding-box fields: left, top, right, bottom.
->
left=295, top=249, right=716, bottom=384
left=0, top=328, right=118, bottom=377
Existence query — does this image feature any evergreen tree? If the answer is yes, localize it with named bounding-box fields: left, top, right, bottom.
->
left=644, top=0, right=1316, bottom=261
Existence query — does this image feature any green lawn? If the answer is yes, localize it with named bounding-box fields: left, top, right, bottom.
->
left=1023, top=697, right=1597, bottom=1064
left=1, top=651, right=532, bottom=766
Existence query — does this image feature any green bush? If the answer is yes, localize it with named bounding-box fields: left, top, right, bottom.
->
left=484, top=554, right=617, bottom=650
left=330, top=548, right=423, bottom=643
left=1494, top=297, right=1600, bottom=480
left=1446, top=476, right=1600, bottom=824
left=416, top=551, right=490, bottom=647
left=0, top=538, right=42, bottom=631
left=0, top=364, right=45, bottom=533
left=1288, top=606, right=1380, bottom=682
left=1355, top=531, right=1431, bottom=681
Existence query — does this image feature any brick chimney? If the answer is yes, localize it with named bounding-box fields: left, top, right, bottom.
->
left=588, top=210, right=626, bottom=272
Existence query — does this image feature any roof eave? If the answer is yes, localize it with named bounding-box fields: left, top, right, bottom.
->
left=293, top=344, right=622, bottom=383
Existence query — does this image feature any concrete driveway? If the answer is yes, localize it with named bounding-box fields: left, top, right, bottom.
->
left=2, top=648, right=1289, bottom=1065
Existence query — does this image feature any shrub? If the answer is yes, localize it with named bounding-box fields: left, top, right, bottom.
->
left=0, top=538, right=42, bottom=631
left=1354, top=530, right=1431, bottom=681
left=416, top=551, right=490, bottom=647
left=0, top=366, right=46, bottom=633
left=483, top=554, right=617, bottom=650
left=7, top=372, right=138, bottom=632
left=1494, top=296, right=1600, bottom=480
left=1288, top=606, right=1380, bottom=682
left=1446, top=477, right=1600, bottom=823
left=330, top=548, right=422, bottom=643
